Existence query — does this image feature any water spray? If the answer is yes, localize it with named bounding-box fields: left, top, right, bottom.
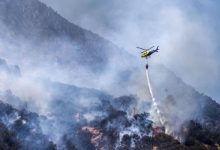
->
left=145, top=62, right=165, bottom=126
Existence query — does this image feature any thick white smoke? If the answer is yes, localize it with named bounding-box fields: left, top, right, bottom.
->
left=0, top=0, right=219, bottom=147
left=40, top=0, right=220, bottom=101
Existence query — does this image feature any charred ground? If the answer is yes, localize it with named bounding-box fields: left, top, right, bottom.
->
left=0, top=0, right=219, bottom=150
left=0, top=80, right=219, bottom=150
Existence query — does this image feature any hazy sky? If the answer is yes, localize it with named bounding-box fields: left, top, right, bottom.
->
left=40, top=0, right=220, bottom=101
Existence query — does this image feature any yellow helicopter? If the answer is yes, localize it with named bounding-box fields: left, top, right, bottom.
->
left=136, top=46, right=159, bottom=59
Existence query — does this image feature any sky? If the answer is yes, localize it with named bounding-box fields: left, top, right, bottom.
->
left=40, top=0, right=220, bottom=101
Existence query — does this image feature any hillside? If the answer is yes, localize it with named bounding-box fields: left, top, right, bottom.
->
left=0, top=0, right=219, bottom=149
left=0, top=59, right=219, bottom=149
left=0, top=0, right=134, bottom=73
left=0, top=80, right=220, bottom=150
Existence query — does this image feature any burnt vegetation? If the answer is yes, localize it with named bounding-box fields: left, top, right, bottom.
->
left=0, top=91, right=219, bottom=150
left=0, top=0, right=219, bottom=150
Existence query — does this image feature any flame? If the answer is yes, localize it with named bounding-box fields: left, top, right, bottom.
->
left=82, top=126, right=103, bottom=148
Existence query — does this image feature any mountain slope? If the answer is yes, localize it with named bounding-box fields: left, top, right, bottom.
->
left=0, top=0, right=220, bottom=149
left=0, top=0, right=134, bottom=73
left=0, top=79, right=220, bottom=150
left=0, top=60, right=219, bottom=149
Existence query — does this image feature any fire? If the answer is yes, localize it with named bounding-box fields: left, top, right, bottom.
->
left=152, top=126, right=165, bottom=136
left=81, top=126, right=103, bottom=147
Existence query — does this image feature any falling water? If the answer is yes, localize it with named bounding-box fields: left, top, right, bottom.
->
left=145, top=66, right=165, bottom=126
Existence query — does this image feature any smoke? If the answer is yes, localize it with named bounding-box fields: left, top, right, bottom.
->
left=0, top=0, right=219, bottom=148
left=40, top=0, right=220, bottom=101
left=37, top=0, right=220, bottom=141
left=0, top=13, right=143, bottom=148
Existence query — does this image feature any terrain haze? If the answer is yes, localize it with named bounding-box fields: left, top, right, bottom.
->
left=40, top=0, right=220, bottom=101
left=0, top=0, right=219, bottom=149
